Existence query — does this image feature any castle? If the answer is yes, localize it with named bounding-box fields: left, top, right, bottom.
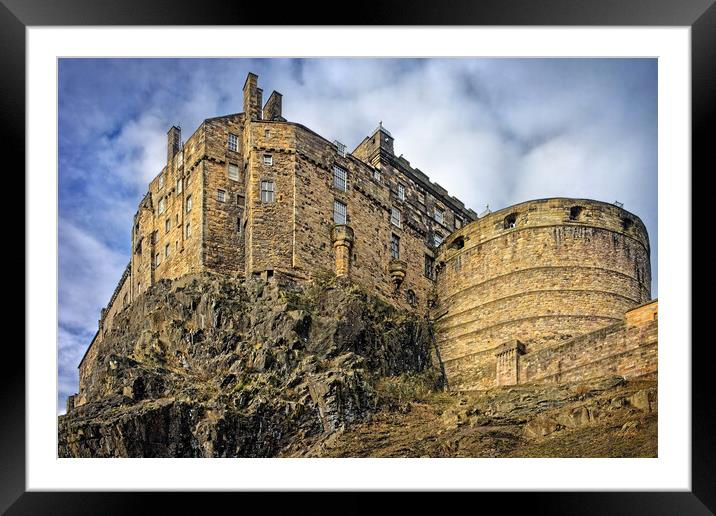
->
left=72, top=73, right=657, bottom=407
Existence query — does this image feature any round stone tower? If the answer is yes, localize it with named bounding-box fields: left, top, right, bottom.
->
left=433, top=198, right=651, bottom=391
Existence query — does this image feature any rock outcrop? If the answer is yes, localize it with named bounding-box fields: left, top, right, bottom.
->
left=59, top=273, right=439, bottom=457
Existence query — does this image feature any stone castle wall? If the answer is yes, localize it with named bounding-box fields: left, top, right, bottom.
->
left=517, top=300, right=658, bottom=384
left=434, top=198, right=652, bottom=391
left=74, top=74, right=657, bottom=407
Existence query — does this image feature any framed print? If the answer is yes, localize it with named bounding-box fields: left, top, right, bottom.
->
left=5, top=0, right=712, bottom=512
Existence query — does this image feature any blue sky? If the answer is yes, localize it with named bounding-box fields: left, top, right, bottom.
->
left=58, top=58, right=658, bottom=413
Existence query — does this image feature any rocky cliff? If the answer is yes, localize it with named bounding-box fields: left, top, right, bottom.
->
left=59, top=273, right=656, bottom=458
left=59, top=273, right=439, bottom=457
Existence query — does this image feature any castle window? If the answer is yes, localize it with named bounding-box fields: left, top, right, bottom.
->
left=164, top=243, right=170, bottom=258
left=391, top=207, right=401, bottom=228
left=333, top=165, right=347, bottom=191
left=434, top=208, right=444, bottom=225
left=622, top=217, right=634, bottom=231
left=390, top=233, right=400, bottom=260
left=406, top=289, right=417, bottom=307
left=398, top=184, right=405, bottom=201
left=176, top=178, right=183, bottom=194
left=185, top=195, right=193, bottom=212
left=176, top=214, right=179, bottom=227
left=373, top=169, right=381, bottom=182
left=155, top=252, right=161, bottom=266
left=176, top=151, right=183, bottom=167
left=449, top=236, right=465, bottom=250
left=433, top=232, right=444, bottom=247
left=417, top=191, right=425, bottom=204
left=228, top=133, right=239, bottom=152
left=237, top=194, right=245, bottom=207
left=185, top=222, right=191, bottom=239
left=425, top=255, right=435, bottom=279
left=217, top=189, right=226, bottom=202
left=504, top=213, right=517, bottom=229
left=333, top=200, right=347, bottom=225
left=186, top=172, right=191, bottom=187
left=455, top=217, right=462, bottom=229
left=263, top=154, right=273, bottom=166
left=165, top=218, right=170, bottom=233
left=158, top=197, right=166, bottom=215
left=569, top=206, right=584, bottom=221
left=260, top=181, right=275, bottom=203
left=237, top=216, right=242, bottom=233
left=158, top=173, right=165, bottom=190
left=265, top=129, right=270, bottom=139
left=228, top=164, right=239, bottom=182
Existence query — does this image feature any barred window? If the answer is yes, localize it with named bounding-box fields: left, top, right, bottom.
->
left=390, top=207, right=401, bottom=228
left=398, top=184, right=405, bottom=201
left=186, top=194, right=192, bottom=213
left=228, top=164, right=239, bottom=181
left=333, top=165, right=347, bottom=191
left=390, top=234, right=400, bottom=260
left=228, top=133, right=239, bottom=152
left=333, top=200, right=347, bottom=225
left=260, top=181, right=275, bottom=203
left=217, top=189, right=226, bottom=202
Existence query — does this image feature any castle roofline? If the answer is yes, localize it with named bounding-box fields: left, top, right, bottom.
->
left=477, top=197, right=645, bottom=222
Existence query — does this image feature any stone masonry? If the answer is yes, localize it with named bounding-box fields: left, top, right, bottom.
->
left=75, top=73, right=657, bottom=406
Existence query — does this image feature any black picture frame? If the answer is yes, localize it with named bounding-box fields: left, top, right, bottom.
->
left=4, top=0, right=710, bottom=513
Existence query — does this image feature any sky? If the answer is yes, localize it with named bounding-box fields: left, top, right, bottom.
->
left=58, top=58, right=658, bottom=414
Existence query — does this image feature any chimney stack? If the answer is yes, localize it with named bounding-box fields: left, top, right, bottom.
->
left=243, top=73, right=263, bottom=121
left=167, top=126, right=182, bottom=165
left=263, top=91, right=283, bottom=121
